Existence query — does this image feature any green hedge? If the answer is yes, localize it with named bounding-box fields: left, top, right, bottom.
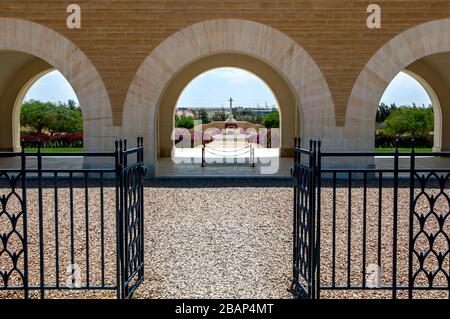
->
left=375, top=133, right=433, bottom=148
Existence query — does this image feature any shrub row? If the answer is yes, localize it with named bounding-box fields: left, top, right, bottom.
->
left=21, top=133, right=83, bottom=148
left=375, top=133, right=433, bottom=148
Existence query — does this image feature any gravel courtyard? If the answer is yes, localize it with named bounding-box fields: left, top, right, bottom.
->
left=134, top=179, right=293, bottom=299
left=0, top=178, right=448, bottom=299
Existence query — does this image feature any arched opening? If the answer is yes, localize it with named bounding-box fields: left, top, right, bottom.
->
left=376, top=70, right=438, bottom=152
left=154, top=52, right=299, bottom=176
left=157, top=53, right=297, bottom=163
left=16, top=69, right=82, bottom=151
left=171, top=67, right=282, bottom=163
left=0, top=51, right=83, bottom=153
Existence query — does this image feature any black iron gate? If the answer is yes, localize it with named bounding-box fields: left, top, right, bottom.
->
left=290, top=138, right=320, bottom=299
left=292, top=139, right=450, bottom=299
left=0, top=138, right=145, bottom=299
left=117, top=137, right=146, bottom=299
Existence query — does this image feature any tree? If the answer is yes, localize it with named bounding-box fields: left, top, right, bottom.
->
left=20, top=100, right=57, bottom=133
left=228, top=107, right=261, bottom=123
left=262, top=110, right=280, bottom=128
left=21, top=99, right=83, bottom=134
left=195, top=109, right=210, bottom=124
left=175, top=116, right=195, bottom=129
left=211, top=111, right=227, bottom=121
left=49, top=103, right=83, bottom=134
left=384, top=106, right=433, bottom=138
left=376, top=103, right=397, bottom=122
left=67, top=99, right=78, bottom=109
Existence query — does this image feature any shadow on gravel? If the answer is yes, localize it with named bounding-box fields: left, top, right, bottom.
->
left=146, top=178, right=294, bottom=188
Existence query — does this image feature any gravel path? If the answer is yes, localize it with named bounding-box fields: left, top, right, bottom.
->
left=0, top=179, right=448, bottom=299
left=135, top=179, right=293, bottom=299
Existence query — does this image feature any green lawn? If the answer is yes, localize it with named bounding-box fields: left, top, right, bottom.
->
left=25, top=148, right=84, bottom=153
left=374, top=148, right=432, bottom=153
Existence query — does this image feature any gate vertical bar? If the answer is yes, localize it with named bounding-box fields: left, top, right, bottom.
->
left=362, top=171, right=368, bottom=288
left=347, top=172, right=352, bottom=287
left=115, top=140, right=124, bottom=299
left=377, top=172, right=383, bottom=269
left=100, top=171, right=105, bottom=286
left=54, top=172, right=60, bottom=288
left=291, top=138, right=299, bottom=291
left=408, top=143, right=416, bottom=299
left=84, top=172, right=90, bottom=287
left=37, top=143, right=45, bottom=299
left=123, top=139, right=129, bottom=298
left=115, top=140, right=121, bottom=299
left=308, top=140, right=313, bottom=298
left=332, top=171, right=336, bottom=288
left=392, top=141, right=399, bottom=299
left=21, top=147, right=29, bottom=299
left=309, top=141, right=316, bottom=299
left=316, top=141, right=322, bottom=299
left=139, top=137, right=145, bottom=280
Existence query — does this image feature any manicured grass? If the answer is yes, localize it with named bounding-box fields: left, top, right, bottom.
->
left=24, top=148, right=84, bottom=153
left=374, top=148, right=432, bottom=153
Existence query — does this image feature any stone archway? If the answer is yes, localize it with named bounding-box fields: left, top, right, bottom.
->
left=122, top=19, right=336, bottom=170
left=157, top=53, right=297, bottom=159
left=345, top=19, right=450, bottom=151
left=0, top=18, right=116, bottom=152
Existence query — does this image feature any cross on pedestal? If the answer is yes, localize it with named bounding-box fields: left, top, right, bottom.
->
left=229, top=97, right=233, bottom=111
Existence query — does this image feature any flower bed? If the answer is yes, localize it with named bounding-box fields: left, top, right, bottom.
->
left=21, top=132, right=83, bottom=149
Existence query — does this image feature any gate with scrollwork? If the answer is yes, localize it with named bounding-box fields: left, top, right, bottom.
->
left=291, top=139, right=450, bottom=299
left=0, top=171, right=28, bottom=297
left=0, top=138, right=146, bottom=299
left=117, top=138, right=146, bottom=299
left=409, top=163, right=450, bottom=298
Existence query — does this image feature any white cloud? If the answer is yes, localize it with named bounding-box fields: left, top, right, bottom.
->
left=211, top=68, right=256, bottom=84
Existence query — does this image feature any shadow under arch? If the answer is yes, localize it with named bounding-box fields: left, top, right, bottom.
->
left=0, top=18, right=116, bottom=153
left=11, top=67, right=56, bottom=150
left=401, top=69, right=442, bottom=151
left=158, top=53, right=296, bottom=159
left=345, top=18, right=450, bottom=151
left=122, top=19, right=336, bottom=170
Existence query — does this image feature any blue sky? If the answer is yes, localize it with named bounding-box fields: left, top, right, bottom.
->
left=380, top=72, right=431, bottom=107
left=24, top=68, right=431, bottom=108
left=177, top=68, right=278, bottom=108
left=24, top=70, right=79, bottom=104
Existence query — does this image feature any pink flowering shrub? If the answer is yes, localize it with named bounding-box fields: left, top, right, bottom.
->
left=21, top=132, right=83, bottom=148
